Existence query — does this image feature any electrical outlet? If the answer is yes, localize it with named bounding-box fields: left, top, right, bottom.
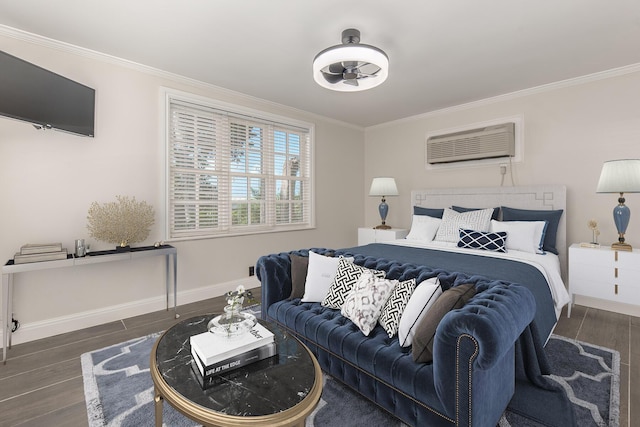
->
left=248, top=266, right=255, bottom=276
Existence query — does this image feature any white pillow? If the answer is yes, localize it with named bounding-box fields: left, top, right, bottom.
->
left=301, top=252, right=353, bottom=302
left=398, top=277, right=443, bottom=347
left=434, top=208, right=493, bottom=243
left=341, top=270, right=397, bottom=336
left=406, top=215, right=442, bottom=242
left=490, top=220, right=547, bottom=254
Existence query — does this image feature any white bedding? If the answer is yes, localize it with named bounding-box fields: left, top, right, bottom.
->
left=384, top=239, right=571, bottom=320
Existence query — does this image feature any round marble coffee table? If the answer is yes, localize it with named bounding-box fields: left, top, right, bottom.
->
left=150, top=315, right=322, bottom=427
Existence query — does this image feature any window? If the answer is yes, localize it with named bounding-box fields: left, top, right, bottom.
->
left=165, top=92, right=313, bottom=239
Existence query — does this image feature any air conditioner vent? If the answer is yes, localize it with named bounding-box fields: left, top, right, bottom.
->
left=426, top=123, right=515, bottom=164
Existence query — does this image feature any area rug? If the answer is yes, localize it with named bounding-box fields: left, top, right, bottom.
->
left=82, top=327, right=619, bottom=427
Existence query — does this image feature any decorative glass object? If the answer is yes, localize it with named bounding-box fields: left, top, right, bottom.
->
left=207, top=286, right=257, bottom=338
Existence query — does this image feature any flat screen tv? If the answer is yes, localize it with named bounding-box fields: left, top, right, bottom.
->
left=0, top=50, right=95, bottom=137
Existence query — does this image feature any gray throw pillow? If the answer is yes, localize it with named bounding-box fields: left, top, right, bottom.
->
left=412, top=283, right=477, bottom=363
left=288, top=254, right=309, bottom=299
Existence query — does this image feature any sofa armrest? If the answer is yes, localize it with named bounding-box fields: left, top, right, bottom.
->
left=432, top=283, right=536, bottom=426
left=255, top=252, right=294, bottom=319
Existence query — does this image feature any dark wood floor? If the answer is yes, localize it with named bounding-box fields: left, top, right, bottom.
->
left=0, top=294, right=636, bottom=427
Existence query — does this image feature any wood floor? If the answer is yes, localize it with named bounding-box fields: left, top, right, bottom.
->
left=0, top=294, right=636, bottom=427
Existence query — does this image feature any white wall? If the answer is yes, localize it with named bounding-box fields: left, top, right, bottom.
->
left=364, top=69, right=640, bottom=254
left=0, top=33, right=365, bottom=343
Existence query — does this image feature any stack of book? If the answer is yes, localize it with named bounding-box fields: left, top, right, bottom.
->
left=14, top=243, right=68, bottom=264
left=189, top=322, right=276, bottom=389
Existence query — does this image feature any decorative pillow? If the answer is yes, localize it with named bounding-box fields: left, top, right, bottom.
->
left=501, top=207, right=563, bottom=254
left=413, top=206, right=444, bottom=218
left=406, top=215, right=442, bottom=242
left=412, top=283, right=477, bottom=363
left=452, top=205, right=501, bottom=221
left=322, top=259, right=386, bottom=309
left=341, top=270, right=397, bottom=336
left=490, top=220, right=547, bottom=254
left=301, top=252, right=353, bottom=303
left=398, top=277, right=443, bottom=347
left=288, top=254, right=309, bottom=299
left=434, top=208, right=493, bottom=243
left=457, top=228, right=507, bottom=252
left=378, top=278, right=417, bottom=338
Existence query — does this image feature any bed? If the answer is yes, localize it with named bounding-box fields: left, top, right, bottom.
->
left=337, top=184, right=570, bottom=342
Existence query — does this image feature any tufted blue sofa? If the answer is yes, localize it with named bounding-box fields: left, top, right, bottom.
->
left=256, top=249, right=537, bottom=427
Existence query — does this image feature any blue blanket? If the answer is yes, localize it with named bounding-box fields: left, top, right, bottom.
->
left=336, top=243, right=558, bottom=341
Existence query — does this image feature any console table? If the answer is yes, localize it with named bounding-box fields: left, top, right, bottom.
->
left=2, top=244, right=178, bottom=364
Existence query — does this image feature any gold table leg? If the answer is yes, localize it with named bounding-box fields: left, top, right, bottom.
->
left=154, top=388, right=163, bottom=427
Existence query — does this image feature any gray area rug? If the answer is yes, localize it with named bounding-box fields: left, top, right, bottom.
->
left=82, top=324, right=619, bottom=427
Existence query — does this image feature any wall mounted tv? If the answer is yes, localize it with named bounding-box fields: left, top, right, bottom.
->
left=0, top=50, right=95, bottom=137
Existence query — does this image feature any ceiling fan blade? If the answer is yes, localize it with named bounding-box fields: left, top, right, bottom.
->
left=321, top=71, right=344, bottom=84
left=344, top=78, right=359, bottom=87
left=328, top=62, right=344, bottom=74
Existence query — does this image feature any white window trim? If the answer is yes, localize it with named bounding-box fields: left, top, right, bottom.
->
left=162, top=88, right=315, bottom=241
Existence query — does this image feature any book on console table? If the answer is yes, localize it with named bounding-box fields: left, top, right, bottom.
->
left=13, top=249, right=68, bottom=264
left=19, top=243, right=63, bottom=255
left=191, top=341, right=277, bottom=383
left=190, top=322, right=274, bottom=366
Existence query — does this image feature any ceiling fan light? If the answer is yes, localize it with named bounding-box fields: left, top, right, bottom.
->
left=313, top=44, right=389, bottom=92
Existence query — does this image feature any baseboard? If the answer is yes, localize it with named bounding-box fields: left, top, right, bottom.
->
left=1, top=277, right=260, bottom=345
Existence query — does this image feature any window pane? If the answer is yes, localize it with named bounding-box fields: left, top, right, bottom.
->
left=232, top=202, right=248, bottom=225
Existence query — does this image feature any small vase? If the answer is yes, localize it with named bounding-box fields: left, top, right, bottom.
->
left=207, top=304, right=257, bottom=338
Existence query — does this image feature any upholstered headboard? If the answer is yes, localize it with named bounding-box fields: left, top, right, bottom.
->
left=411, top=185, right=567, bottom=279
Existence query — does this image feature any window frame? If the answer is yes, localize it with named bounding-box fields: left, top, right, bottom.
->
left=163, top=88, right=315, bottom=241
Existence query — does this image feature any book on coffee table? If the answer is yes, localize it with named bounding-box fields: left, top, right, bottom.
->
left=190, top=341, right=277, bottom=388
left=190, top=348, right=278, bottom=390
left=190, top=322, right=274, bottom=366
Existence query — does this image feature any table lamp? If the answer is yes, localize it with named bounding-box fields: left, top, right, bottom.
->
left=596, top=159, right=640, bottom=251
left=369, top=177, right=398, bottom=229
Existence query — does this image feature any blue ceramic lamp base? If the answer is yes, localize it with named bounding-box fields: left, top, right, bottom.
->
left=612, top=194, right=632, bottom=251
left=374, top=198, right=392, bottom=229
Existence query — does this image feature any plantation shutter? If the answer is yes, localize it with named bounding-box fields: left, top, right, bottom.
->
left=167, top=95, right=313, bottom=239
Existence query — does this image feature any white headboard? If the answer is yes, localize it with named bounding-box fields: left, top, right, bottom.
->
left=411, top=185, right=567, bottom=278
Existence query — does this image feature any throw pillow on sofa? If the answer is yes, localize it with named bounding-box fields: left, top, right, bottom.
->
left=341, top=270, right=397, bottom=336
left=301, top=252, right=353, bottom=303
left=288, top=254, right=309, bottom=299
left=322, top=258, right=386, bottom=309
left=378, top=277, right=417, bottom=338
left=398, top=277, right=442, bottom=347
left=412, top=283, right=477, bottom=363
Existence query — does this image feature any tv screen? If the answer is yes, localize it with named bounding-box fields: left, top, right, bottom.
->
left=0, top=50, right=95, bottom=137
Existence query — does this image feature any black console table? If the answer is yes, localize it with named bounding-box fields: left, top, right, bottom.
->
left=1, top=245, right=177, bottom=364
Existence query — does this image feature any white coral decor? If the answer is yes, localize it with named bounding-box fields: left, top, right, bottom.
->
left=87, top=196, right=155, bottom=247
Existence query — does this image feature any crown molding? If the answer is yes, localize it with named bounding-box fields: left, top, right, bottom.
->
left=367, top=62, right=640, bottom=131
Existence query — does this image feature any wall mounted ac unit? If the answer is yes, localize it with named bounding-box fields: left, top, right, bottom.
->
left=426, top=122, right=515, bottom=164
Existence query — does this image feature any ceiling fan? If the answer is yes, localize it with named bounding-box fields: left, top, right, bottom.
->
left=313, top=29, right=389, bottom=92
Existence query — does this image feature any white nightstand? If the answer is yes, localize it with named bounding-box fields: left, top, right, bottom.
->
left=568, top=243, right=640, bottom=317
left=358, top=228, right=408, bottom=245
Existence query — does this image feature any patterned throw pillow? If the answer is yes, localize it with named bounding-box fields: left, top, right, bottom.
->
left=341, top=270, right=397, bottom=336
left=378, top=278, right=417, bottom=337
left=457, top=228, right=507, bottom=252
left=322, top=258, right=386, bottom=309
left=434, top=208, right=493, bottom=243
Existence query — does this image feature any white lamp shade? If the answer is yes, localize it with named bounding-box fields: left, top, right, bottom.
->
left=369, top=177, right=398, bottom=197
left=596, top=159, right=640, bottom=193
left=313, top=45, right=389, bottom=92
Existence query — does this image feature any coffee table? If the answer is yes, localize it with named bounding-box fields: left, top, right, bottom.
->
left=150, top=314, right=323, bottom=427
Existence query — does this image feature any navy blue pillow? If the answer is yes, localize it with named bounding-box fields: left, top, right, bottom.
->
left=457, top=229, right=507, bottom=253
left=501, top=207, right=563, bottom=255
left=413, top=206, right=444, bottom=218
left=452, top=206, right=501, bottom=221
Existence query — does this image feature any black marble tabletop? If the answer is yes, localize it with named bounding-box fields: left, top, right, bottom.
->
left=154, top=315, right=317, bottom=417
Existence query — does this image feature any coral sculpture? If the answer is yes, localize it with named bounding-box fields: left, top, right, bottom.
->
left=587, top=219, right=600, bottom=244
left=87, top=196, right=155, bottom=248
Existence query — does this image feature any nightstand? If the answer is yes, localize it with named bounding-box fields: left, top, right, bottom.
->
left=568, top=243, right=640, bottom=317
left=358, top=228, right=408, bottom=245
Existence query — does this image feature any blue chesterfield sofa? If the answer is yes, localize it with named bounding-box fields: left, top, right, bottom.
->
left=256, top=249, right=537, bottom=427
